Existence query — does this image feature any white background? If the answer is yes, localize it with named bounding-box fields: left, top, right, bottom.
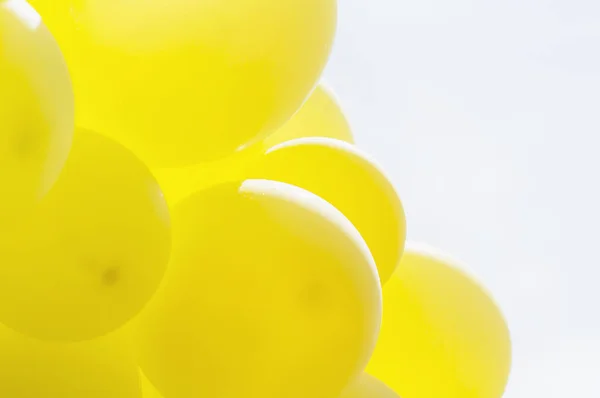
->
left=324, top=0, right=600, bottom=397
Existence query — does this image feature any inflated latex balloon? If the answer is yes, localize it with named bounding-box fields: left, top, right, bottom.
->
left=366, top=244, right=512, bottom=398
left=29, top=0, right=337, bottom=167
left=247, top=138, right=405, bottom=284
left=135, top=180, right=381, bottom=398
left=0, top=130, right=171, bottom=342
left=0, top=324, right=141, bottom=397
left=264, top=84, right=353, bottom=148
left=340, top=374, right=399, bottom=398
left=0, top=0, right=73, bottom=225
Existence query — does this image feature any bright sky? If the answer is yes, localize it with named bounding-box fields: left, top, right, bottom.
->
left=324, top=1, right=600, bottom=396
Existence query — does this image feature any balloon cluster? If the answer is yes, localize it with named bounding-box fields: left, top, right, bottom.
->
left=0, top=1, right=512, bottom=397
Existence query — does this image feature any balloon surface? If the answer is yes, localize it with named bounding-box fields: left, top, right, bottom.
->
left=154, top=83, right=352, bottom=206
left=0, top=324, right=141, bottom=397
left=264, top=84, right=353, bottom=148
left=366, top=245, right=512, bottom=398
left=0, top=0, right=73, bottom=225
left=135, top=180, right=381, bottom=398
left=152, top=143, right=263, bottom=206
left=141, top=371, right=163, bottom=398
left=29, top=0, right=337, bottom=167
left=340, top=374, right=400, bottom=398
left=0, top=130, right=171, bottom=342
left=247, top=137, right=405, bottom=284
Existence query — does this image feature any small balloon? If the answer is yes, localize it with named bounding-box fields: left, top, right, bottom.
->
left=264, top=84, right=354, bottom=148
left=340, top=374, right=400, bottom=398
left=134, top=180, right=381, bottom=398
left=366, top=244, right=512, bottom=398
left=247, top=137, right=406, bottom=285
left=29, top=0, right=337, bottom=167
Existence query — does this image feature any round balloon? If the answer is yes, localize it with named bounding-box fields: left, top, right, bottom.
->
left=0, top=0, right=73, bottom=225
left=0, top=324, right=141, bottom=397
left=29, top=0, right=337, bottom=167
left=134, top=180, right=381, bottom=398
left=247, top=137, right=405, bottom=285
left=366, top=244, right=512, bottom=398
left=264, top=84, right=353, bottom=148
left=0, top=130, right=171, bottom=342
left=340, top=374, right=399, bottom=398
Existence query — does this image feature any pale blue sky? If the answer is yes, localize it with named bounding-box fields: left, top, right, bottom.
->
left=324, top=1, right=600, bottom=396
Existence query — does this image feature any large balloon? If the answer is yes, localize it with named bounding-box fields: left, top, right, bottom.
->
left=366, top=245, right=512, bottom=398
left=264, top=84, right=353, bottom=148
left=0, top=324, right=141, bottom=397
left=340, top=374, right=399, bottom=398
left=134, top=180, right=381, bottom=398
left=28, top=0, right=337, bottom=167
left=0, top=130, right=171, bottom=342
left=0, top=0, right=73, bottom=225
left=247, top=138, right=405, bottom=284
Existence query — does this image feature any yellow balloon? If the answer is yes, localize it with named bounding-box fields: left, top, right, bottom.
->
left=264, top=84, right=354, bottom=148
left=340, top=374, right=399, bottom=398
left=134, top=180, right=381, bottom=398
left=246, top=137, right=405, bottom=285
left=366, top=245, right=512, bottom=398
left=0, top=0, right=73, bottom=225
left=29, top=0, right=337, bottom=167
left=0, top=130, right=171, bottom=342
left=0, top=324, right=141, bottom=397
